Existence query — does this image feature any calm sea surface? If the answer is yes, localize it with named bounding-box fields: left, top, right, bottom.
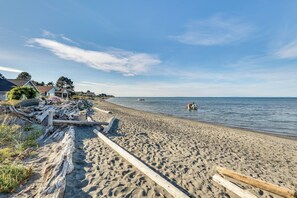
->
left=108, top=97, right=297, bottom=137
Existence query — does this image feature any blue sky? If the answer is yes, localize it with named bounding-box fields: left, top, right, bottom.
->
left=1, top=0, right=297, bottom=96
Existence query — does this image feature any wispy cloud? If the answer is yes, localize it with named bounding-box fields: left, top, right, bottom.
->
left=28, top=38, right=161, bottom=76
left=170, top=15, right=254, bottom=46
left=275, top=39, right=297, bottom=59
left=0, top=66, right=22, bottom=73
left=42, top=30, right=74, bottom=43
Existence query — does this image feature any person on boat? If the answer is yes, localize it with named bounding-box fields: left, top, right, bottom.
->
left=187, top=103, right=193, bottom=110
left=186, top=102, right=197, bottom=110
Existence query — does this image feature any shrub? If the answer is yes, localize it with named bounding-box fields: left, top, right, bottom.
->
left=0, top=164, right=32, bottom=193
left=7, top=86, right=37, bottom=100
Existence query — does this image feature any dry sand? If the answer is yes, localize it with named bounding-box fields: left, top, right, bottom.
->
left=86, top=100, right=297, bottom=198
left=64, top=126, right=170, bottom=197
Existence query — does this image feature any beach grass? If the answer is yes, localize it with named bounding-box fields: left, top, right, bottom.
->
left=0, top=122, right=42, bottom=193
left=0, top=164, right=32, bottom=193
left=0, top=123, right=42, bottom=165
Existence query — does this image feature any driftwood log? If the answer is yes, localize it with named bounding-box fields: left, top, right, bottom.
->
left=38, top=127, right=75, bottom=198
left=93, top=128, right=189, bottom=198
left=216, top=167, right=297, bottom=198
left=8, top=106, right=33, bottom=123
left=36, top=106, right=55, bottom=123
left=103, top=116, right=116, bottom=133
left=94, top=107, right=111, bottom=114
left=52, top=120, right=109, bottom=126
left=213, top=174, right=257, bottom=198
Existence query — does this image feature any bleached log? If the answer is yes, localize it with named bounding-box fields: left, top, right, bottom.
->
left=36, top=106, right=55, bottom=122
left=94, top=107, right=111, bottom=114
left=93, top=129, right=189, bottom=198
left=53, top=120, right=109, bottom=126
left=8, top=106, right=33, bottom=123
left=43, top=129, right=63, bottom=143
left=48, top=110, right=54, bottom=127
left=103, top=116, right=116, bottom=133
left=216, top=167, right=297, bottom=198
left=9, top=105, right=31, bottom=117
left=38, top=127, right=75, bottom=198
left=213, top=174, right=257, bottom=198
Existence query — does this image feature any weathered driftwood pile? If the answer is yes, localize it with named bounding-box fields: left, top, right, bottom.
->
left=8, top=99, right=93, bottom=124
left=6, top=99, right=92, bottom=198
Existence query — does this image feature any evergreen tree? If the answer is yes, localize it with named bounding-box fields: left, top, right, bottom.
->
left=16, top=72, right=32, bottom=80
left=56, top=76, right=74, bottom=91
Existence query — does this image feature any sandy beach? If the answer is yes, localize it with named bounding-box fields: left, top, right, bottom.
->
left=69, top=99, right=297, bottom=198
left=6, top=99, right=296, bottom=198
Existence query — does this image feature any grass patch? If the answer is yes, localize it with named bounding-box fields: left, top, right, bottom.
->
left=0, top=125, right=21, bottom=147
left=0, top=122, right=42, bottom=193
left=0, top=164, right=32, bottom=193
left=0, top=124, right=43, bottom=164
left=21, top=128, right=43, bottom=150
left=0, top=148, right=20, bottom=164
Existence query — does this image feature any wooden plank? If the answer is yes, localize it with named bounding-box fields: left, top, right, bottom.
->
left=53, top=120, right=109, bottom=126
left=94, top=107, right=111, bottom=114
left=213, top=174, right=257, bottom=198
left=93, top=129, right=189, bottom=198
left=103, top=116, right=116, bottom=133
left=217, top=167, right=296, bottom=198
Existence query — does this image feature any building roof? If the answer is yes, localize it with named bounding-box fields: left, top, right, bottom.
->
left=7, top=79, right=30, bottom=86
left=37, top=86, right=55, bottom=94
left=0, top=79, right=39, bottom=93
left=0, top=79, right=16, bottom=91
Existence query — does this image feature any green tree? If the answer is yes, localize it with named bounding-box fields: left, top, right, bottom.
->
left=32, top=81, right=45, bottom=86
left=7, top=86, right=37, bottom=100
left=0, top=73, right=5, bottom=79
left=47, top=81, right=54, bottom=86
left=16, top=72, right=31, bottom=80
left=56, top=76, right=74, bottom=91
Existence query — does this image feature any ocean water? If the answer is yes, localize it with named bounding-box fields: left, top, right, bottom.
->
left=108, top=97, right=297, bottom=137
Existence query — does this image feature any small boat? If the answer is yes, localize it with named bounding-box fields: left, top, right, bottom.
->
left=186, top=102, right=198, bottom=111
left=138, top=98, right=145, bottom=101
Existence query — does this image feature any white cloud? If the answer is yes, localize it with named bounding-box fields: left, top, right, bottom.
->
left=0, top=66, right=23, bottom=73
left=275, top=39, right=297, bottom=58
left=171, top=15, right=254, bottom=46
left=29, top=38, right=161, bottom=76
